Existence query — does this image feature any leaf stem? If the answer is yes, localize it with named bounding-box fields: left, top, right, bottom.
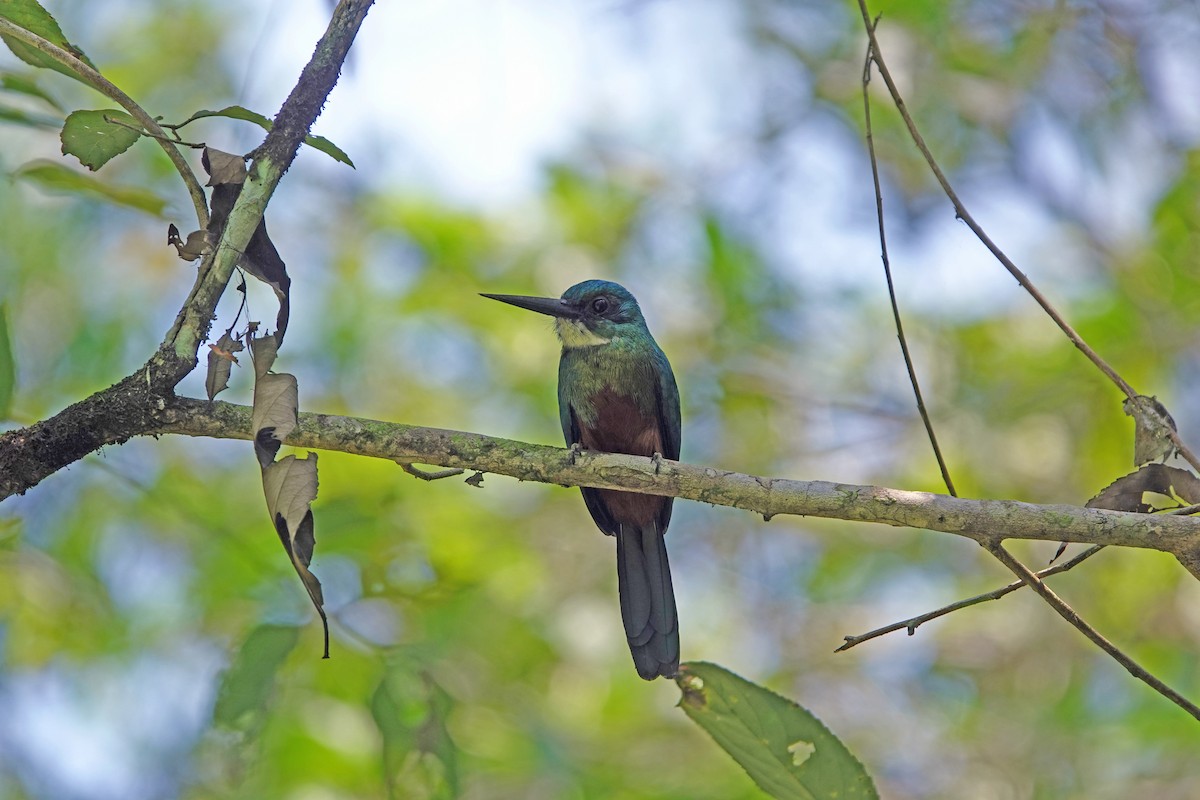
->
left=0, top=17, right=209, bottom=227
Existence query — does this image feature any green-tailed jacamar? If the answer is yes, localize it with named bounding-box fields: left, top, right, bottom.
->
left=483, top=280, right=681, bottom=680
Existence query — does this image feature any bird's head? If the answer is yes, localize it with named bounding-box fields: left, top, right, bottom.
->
left=482, top=279, right=646, bottom=348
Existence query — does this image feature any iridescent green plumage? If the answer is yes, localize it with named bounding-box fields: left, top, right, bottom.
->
left=483, top=280, right=681, bottom=679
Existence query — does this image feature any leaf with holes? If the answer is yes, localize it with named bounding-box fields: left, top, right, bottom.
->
left=1088, top=464, right=1200, bottom=514
left=60, top=109, right=142, bottom=170
left=677, top=662, right=878, bottom=800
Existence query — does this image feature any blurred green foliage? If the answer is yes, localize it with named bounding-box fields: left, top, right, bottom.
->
left=3, top=1, right=1200, bottom=798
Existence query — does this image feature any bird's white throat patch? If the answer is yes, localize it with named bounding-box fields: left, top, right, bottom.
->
left=556, top=317, right=611, bottom=348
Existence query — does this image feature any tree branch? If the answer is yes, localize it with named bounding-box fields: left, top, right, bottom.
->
left=852, top=4, right=1200, bottom=477
left=836, top=544, right=1106, bottom=652
left=0, top=16, right=210, bottom=228
left=0, top=0, right=374, bottom=498
left=859, top=24, right=955, bottom=498
left=138, top=398, right=1200, bottom=562
left=164, top=0, right=374, bottom=363
left=986, top=540, right=1200, bottom=722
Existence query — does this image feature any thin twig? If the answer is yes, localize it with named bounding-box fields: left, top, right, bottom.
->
left=103, top=113, right=205, bottom=149
left=400, top=463, right=466, bottom=481
left=853, top=3, right=1183, bottom=468
left=860, top=22, right=956, bottom=498
left=855, top=6, right=1200, bottom=721
left=0, top=18, right=209, bottom=228
left=985, top=539, right=1200, bottom=721
left=855, top=2, right=1129, bottom=394
left=836, top=544, right=1105, bottom=652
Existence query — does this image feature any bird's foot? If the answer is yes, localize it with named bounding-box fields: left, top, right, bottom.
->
left=651, top=452, right=665, bottom=475
left=568, top=442, right=584, bottom=465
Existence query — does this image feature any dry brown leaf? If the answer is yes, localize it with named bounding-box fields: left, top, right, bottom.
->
left=202, top=147, right=291, bottom=344
left=252, top=371, right=297, bottom=468
left=204, top=331, right=244, bottom=401
left=202, top=146, right=247, bottom=186
left=262, top=453, right=328, bottom=657
left=249, top=331, right=279, bottom=379
left=1087, top=464, right=1200, bottom=513
left=1124, top=395, right=1178, bottom=466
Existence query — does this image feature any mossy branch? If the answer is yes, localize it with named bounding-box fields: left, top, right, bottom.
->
left=155, top=398, right=1200, bottom=567
left=0, top=0, right=374, bottom=497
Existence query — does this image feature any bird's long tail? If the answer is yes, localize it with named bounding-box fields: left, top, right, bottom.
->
left=616, top=522, right=679, bottom=680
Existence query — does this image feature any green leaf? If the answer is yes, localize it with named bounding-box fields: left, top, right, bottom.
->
left=0, top=101, right=57, bottom=128
left=0, top=0, right=98, bottom=85
left=60, top=109, right=142, bottom=171
left=371, top=664, right=460, bottom=799
left=677, top=662, right=879, bottom=800
left=0, top=303, right=14, bottom=420
left=213, top=624, right=300, bottom=728
left=182, top=105, right=354, bottom=167
left=1, top=70, right=63, bottom=110
left=13, top=159, right=168, bottom=216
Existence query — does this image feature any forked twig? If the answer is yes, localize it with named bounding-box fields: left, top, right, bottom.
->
left=855, top=3, right=1200, bottom=479
left=103, top=113, right=205, bottom=149
left=986, top=539, right=1200, bottom=721
left=836, top=544, right=1104, bottom=652
left=855, top=3, right=1200, bottom=721
left=860, top=29, right=956, bottom=498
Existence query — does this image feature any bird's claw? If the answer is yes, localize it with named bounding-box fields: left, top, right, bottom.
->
left=568, top=442, right=584, bottom=465
left=651, top=452, right=665, bottom=475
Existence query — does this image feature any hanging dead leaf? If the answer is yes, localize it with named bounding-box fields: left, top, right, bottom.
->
left=203, top=147, right=290, bottom=345
left=205, top=331, right=244, bottom=401
left=252, top=372, right=297, bottom=468
left=249, top=330, right=279, bottom=379
left=202, top=146, right=247, bottom=186
left=262, top=453, right=328, bottom=658
left=1052, top=463, right=1200, bottom=564
left=168, top=223, right=213, bottom=261
left=1124, top=395, right=1178, bottom=466
left=1086, top=464, right=1200, bottom=513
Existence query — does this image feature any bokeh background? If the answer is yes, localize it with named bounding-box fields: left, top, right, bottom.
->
left=3, top=0, right=1200, bottom=798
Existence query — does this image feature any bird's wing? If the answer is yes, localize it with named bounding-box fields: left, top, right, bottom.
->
left=652, top=354, right=680, bottom=534
left=653, top=356, right=681, bottom=462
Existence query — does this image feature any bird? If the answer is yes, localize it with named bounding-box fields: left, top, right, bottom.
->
left=482, top=280, right=681, bottom=680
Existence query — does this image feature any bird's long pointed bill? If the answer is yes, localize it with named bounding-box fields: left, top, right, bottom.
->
left=480, top=293, right=582, bottom=319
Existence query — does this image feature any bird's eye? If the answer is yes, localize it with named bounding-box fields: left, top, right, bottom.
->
left=591, top=296, right=610, bottom=314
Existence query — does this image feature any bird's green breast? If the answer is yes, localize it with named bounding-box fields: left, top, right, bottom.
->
left=558, top=337, right=662, bottom=426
